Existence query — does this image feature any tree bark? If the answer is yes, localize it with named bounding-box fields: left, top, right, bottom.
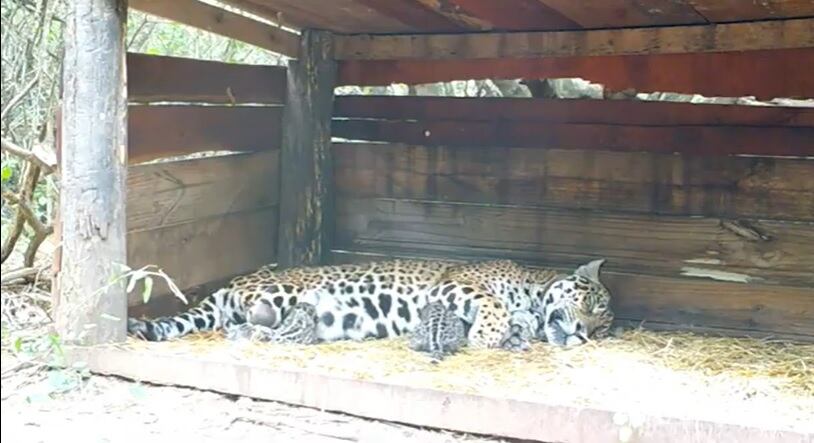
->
left=54, top=0, right=129, bottom=345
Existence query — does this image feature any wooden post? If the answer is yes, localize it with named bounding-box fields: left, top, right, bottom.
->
left=54, top=0, right=129, bottom=345
left=277, top=30, right=337, bottom=268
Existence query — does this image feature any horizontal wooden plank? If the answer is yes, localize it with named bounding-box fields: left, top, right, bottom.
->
left=337, top=48, right=814, bottom=100
left=688, top=0, right=814, bottom=22
left=127, top=207, right=278, bottom=307
left=129, top=105, right=282, bottom=163
left=129, top=0, right=300, bottom=57
left=224, top=0, right=416, bottom=34
left=335, top=198, right=814, bottom=287
left=334, top=96, right=814, bottom=127
left=332, top=119, right=814, bottom=157
left=329, top=250, right=814, bottom=340
left=606, top=272, right=814, bottom=337
left=334, top=143, right=814, bottom=221
left=350, top=0, right=469, bottom=32
left=127, top=150, right=279, bottom=231
left=334, top=18, right=814, bottom=60
left=73, top=347, right=812, bottom=443
left=418, top=0, right=580, bottom=30
left=127, top=53, right=286, bottom=104
left=538, top=0, right=706, bottom=28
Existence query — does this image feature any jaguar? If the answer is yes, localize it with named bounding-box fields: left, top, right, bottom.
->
left=127, top=258, right=613, bottom=350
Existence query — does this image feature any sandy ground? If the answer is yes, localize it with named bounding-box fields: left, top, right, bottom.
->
left=1, top=355, right=507, bottom=443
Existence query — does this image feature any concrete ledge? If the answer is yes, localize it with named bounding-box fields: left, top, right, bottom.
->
left=71, top=346, right=811, bottom=443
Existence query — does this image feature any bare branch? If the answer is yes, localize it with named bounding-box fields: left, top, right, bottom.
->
left=23, top=230, right=51, bottom=268
left=2, top=191, right=52, bottom=238
left=0, top=74, right=39, bottom=122
left=1, top=137, right=55, bottom=174
left=0, top=265, right=49, bottom=285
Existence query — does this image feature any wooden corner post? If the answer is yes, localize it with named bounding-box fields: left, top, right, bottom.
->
left=54, top=0, right=129, bottom=344
left=277, top=30, right=338, bottom=268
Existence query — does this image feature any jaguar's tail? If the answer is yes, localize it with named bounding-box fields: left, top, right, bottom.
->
left=127, top=289, right=241, bottom=341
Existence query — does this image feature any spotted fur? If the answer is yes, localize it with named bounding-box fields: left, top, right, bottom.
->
left=225, top=302, right=318, bottom=344
left=127, top=258, right=614, bottom=349
left=409, top=301, right=467, bottom=362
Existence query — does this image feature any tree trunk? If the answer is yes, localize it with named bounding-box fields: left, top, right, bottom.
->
left=54, top=0, right=128, bottom=345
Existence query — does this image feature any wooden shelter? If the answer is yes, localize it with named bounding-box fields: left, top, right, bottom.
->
left=55, top=1, right=813, bottom=442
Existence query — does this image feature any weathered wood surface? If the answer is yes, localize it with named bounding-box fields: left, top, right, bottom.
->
left=334, top=96, right=814, bottom=127
left=127, top=208, right=278, bottom=306
left=127, top=53, right=286, bottom=104
left=351, top=0, right=471, bottom=32
left=226, top=0, right=416, bottom=34
left=129, top=0, right=299, bottom=57
left=329, top=251, right=814, bottom=340
left=211, top=0, right=814, bottom=34
left=336, top=48, right=814, bottom=99
left=277, top=31, right=337, bottom=268
left=334, top=18, right=814, bottom=60
left=55, top=0, right=128, bottom=345
left=335, top=197, right=814, bottom=288
left=538, top=0, right=705, bottom=27
left=413, top=0, right=579, bottom=30
left=127, top=151, right=279, bottom=230
left=334, top=144, right=814, bottom=221
left=606, top=272, right=814, bottom=338
left=333, top=119, right=814, bottom=157
left=687, top=0, right=814, bottom=22
left=128, top=105, right=282, bottom=163
left=74, top=347, right=811, bottom=443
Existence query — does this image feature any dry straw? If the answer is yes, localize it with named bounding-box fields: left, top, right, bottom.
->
left=127, top=327, right=814, bottom=431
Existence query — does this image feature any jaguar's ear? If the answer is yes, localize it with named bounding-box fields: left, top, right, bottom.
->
left=575, top=259, right=606, bottom=283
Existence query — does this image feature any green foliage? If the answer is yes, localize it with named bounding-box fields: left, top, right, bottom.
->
left=1, top=164, right=13, bottom=182
left=107, top=262, right=187, bottom=305
left=10, top=329, right=91, bottom=402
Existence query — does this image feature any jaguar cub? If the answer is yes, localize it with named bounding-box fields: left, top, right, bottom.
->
left=225, top=302, right=318, bottom=345
left=409, top=301, right=467, bottom=363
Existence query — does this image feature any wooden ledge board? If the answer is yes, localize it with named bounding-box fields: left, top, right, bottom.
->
left=71, top=346, right=810, bottom=443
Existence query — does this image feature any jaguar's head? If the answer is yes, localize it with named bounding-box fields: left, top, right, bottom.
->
left=539, top=259, right=614, bottom=347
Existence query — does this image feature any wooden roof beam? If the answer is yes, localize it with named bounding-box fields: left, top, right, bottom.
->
left=129, top=0, right=300, bottom=58
left=334, top=18, right=814, bottom=60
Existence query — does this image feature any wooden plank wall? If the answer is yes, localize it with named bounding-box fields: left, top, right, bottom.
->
left=332, top=96, right=814, bottom=341
left=127, top=53, right=285, bottom=164
left=126, top=53, right=284, bottom=316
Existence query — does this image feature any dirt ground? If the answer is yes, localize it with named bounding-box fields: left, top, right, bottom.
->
left=1, top=355, right=507, bottom=443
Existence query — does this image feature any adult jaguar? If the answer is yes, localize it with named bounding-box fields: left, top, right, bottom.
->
left=128, top=258, right=613, bottom=350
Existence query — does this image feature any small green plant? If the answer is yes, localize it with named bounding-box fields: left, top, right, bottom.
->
left=9, top=329, right=91, bottom=402
left=107, top=263, right=188, bottom=305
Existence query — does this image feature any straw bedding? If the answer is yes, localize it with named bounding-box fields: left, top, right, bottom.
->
left=125, top=328, right=814, bottom=433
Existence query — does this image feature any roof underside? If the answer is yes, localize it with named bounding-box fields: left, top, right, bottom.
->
left=232, top=0, right=814, bottom=34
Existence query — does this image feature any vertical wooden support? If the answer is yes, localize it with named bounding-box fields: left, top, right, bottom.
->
left=54, top=0, right=129, bottom=345
left=277, top=30, right=337, bottom=268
